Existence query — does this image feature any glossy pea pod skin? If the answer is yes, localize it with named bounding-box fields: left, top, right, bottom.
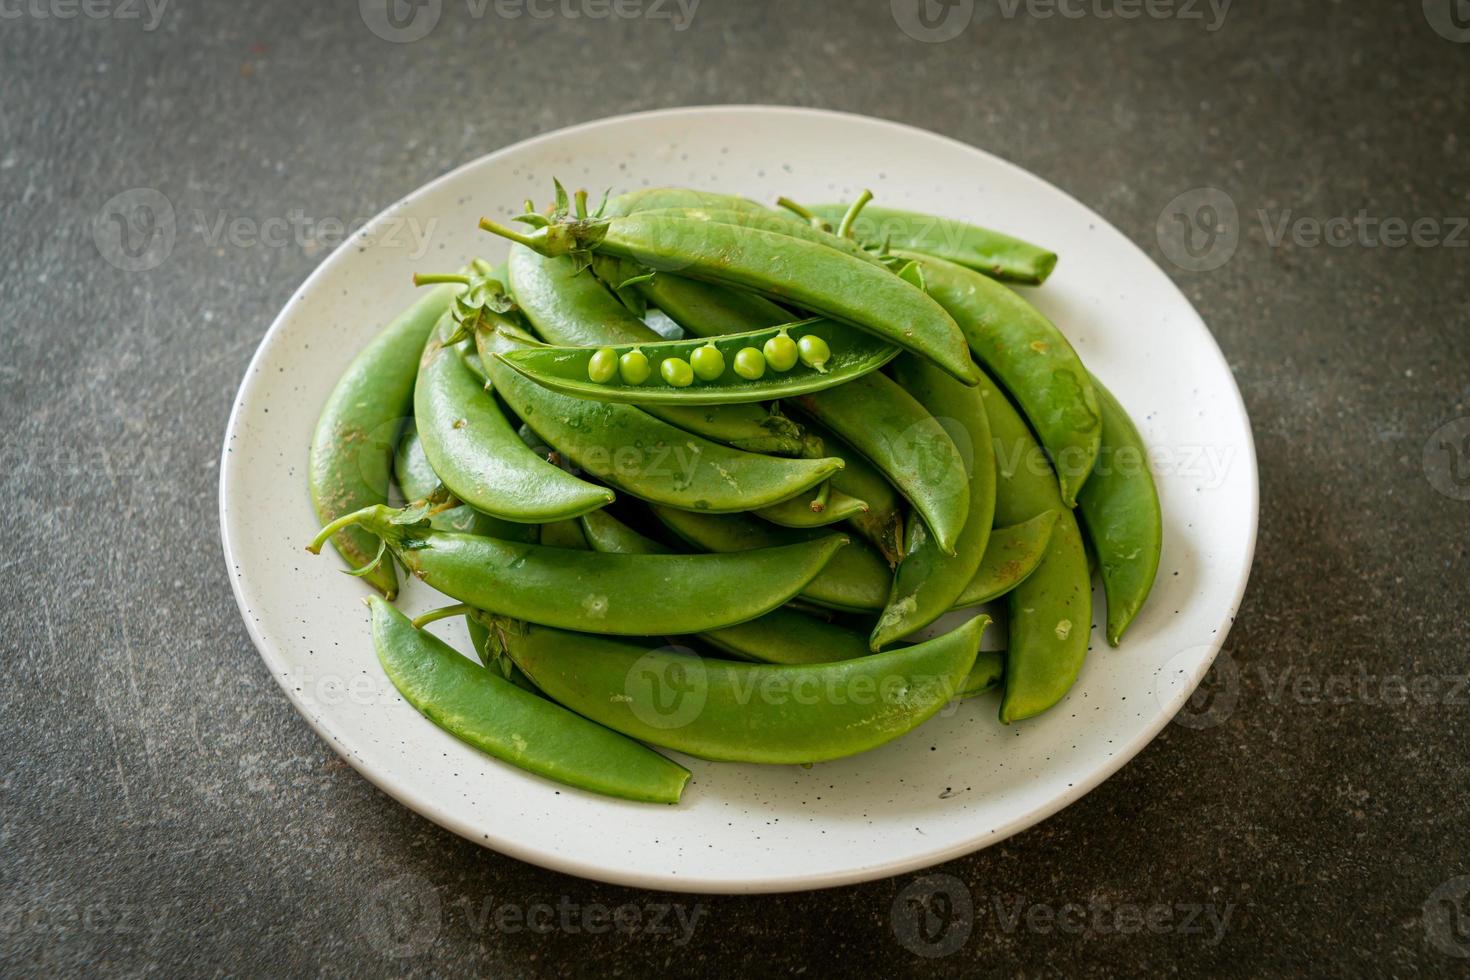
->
left=870, top=355, right=997, bottom=650
left=632, top=271, right=792, bottom=339
left=653, top=505, right=891, bottom=613
left=496, top=615, right=988, bottom=764
left=796, top=371, right=971, bottom=556
left=952, top=510, right=1057, bottom=609
left=414, top=312, right=614, bottom=523
left=754, top=484, right=868, bottom=529
left=808, top=203, right=1058, bottom=286
left=604, top=187, right=778, bottom=219
left=799, top=419, right=907, bottom=566
left=632, top=207, right=889, bottom=269
left=309, top=284, right=457, bottom=597
left=505, top=244, right=804, bottom=456
left=393, top=428, right=539, bottom=543
left=495, top=318, right=898, bottom=406
left=1075, top=375, right=1162, bottom=645
left=898, top=250, right=1100, bottom=507
left=979, top=373, right=1093, bottom=723
left=369, top=598, right=688, bottom=804
left=313, top=505, right=849, bottom=636
left=577, top=508, right=875, bottom=665
left=478, top=321, right=844, bottom=514
left=497, top=213, right=980, bottom=386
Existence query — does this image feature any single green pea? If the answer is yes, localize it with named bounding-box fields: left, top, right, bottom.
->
left=734, top=347, right=766, bottom=380
left=588, top=347, right=619, bottom=383
left=764, top=331, right=799, bottom=372
left=690, top=342, right=725, bottom=381
left=660, top=357, right=695, bottom=388
left=798, top=334, right=832, bottom=373
left=619, top=348, right=651, bottom=385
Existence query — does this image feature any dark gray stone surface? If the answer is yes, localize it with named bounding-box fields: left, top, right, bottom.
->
left=2, top=0, right=1468, bottom=975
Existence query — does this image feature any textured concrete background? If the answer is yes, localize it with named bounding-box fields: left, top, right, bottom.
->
left=3, top=0, right=1468, bottom=975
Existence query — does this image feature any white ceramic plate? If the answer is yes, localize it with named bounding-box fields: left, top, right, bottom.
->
left=220, top=106, right=1257, bottom=893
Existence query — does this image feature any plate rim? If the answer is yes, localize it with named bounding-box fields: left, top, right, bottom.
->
left=219, top=103, right=1259, bottom=894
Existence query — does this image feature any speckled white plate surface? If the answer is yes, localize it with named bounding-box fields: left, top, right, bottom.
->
left=220, top=106, right=1257, bottom=894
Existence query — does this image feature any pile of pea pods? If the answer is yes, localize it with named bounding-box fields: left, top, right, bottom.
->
left=305, top=184, right=1163, bottom=804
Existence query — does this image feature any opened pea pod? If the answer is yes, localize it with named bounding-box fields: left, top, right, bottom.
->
left=492, top=318, right=898, bottom=405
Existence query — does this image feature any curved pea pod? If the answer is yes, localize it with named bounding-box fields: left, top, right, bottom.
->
left=951, top=510, right=1057, bottom=609
left=494, top=318, right=899, bottom=406
left=393, top=427, right=539, bottom=543
left=633, top=272, right=792, bottom=339
left=479, top=323, right=842, bottom=513
left=957, top=651, right=1005, bottom=699
left=979, top=373, right=1092, bottom=723
left=369, top=598, right=687, bottom=804
left=808, top=203, right=1058, bottom=285
left=633, top=207, right=888, bottom=268
left=799, top=419, right=906, bottom=566
left=604, top=187, right=779, bottom=218
left=578, top=507, right=874, bottom=665
left=796, top=371, right=971, bottom=556
left=898, top=250, right=1100, bottom=507
left=506, top=244, right=804, bottom=456
left=754, top=484, right=868, bottom=529
left=484, top=213, right=980, bottom=385
left=493, top=615, right=988, bottom=764
left=653, top=505, right=891, bottom=613
left=870, top=355, right=997, bottom=650
left=311, top=505, right=849, bottom=636
left=414, top=315, right=614, bottom=523
left=309, top=284, right=456, bottom=597
left=1075, top=376, right=1162, bottom=645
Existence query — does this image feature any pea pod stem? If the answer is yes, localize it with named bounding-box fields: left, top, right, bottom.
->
left=836, top=189, right=873, bottom=240
left=411, top=603, right=474, bottom=629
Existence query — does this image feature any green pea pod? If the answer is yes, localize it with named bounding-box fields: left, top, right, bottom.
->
left=958, top=651, right=1005, bottom=699
left=393, top=428, right=539, bottom=544
left=311, top=505, right=849, bottom=636
left=897, top=250, right=1100, bottom=507
left=1076, top=376, right=1162, bottom=645
left=871, top=355, right=997, bottom=650
left=633, top=207, right=888, bottom=268
left=506, top=245, right=805, bottom=456
left=309, top=284, right=456, bottom=597
left=369, top=598, right=687, bottom=804
left=414, top=314, right=614, bottom=523
left=538, top=518, right=589, bottom=550
left=578, top=507, right=875, bottom=665
left=484, top=213, right=980, bottom=386
left=796, top=371, right=971, bottom=556
left=495, top=317, right=898, bottom=405
left=808, top=203, right=1058, bottom=285
left=478, top=322, right=842, bottom=513
left=951, top=510, right=1057, bottom=609
left=653, top=506, right=890, bottom=613
left=492, top=615, right=988, bottom=764
left=634, top=273, right=792, bottom=338
left=604, top=187, right=777, bottom=218
left=754, top=484, right=868, bottom=529
left=799, top=419, right=907, bottom=566
left=979, top=374, right=1092, bottom=723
